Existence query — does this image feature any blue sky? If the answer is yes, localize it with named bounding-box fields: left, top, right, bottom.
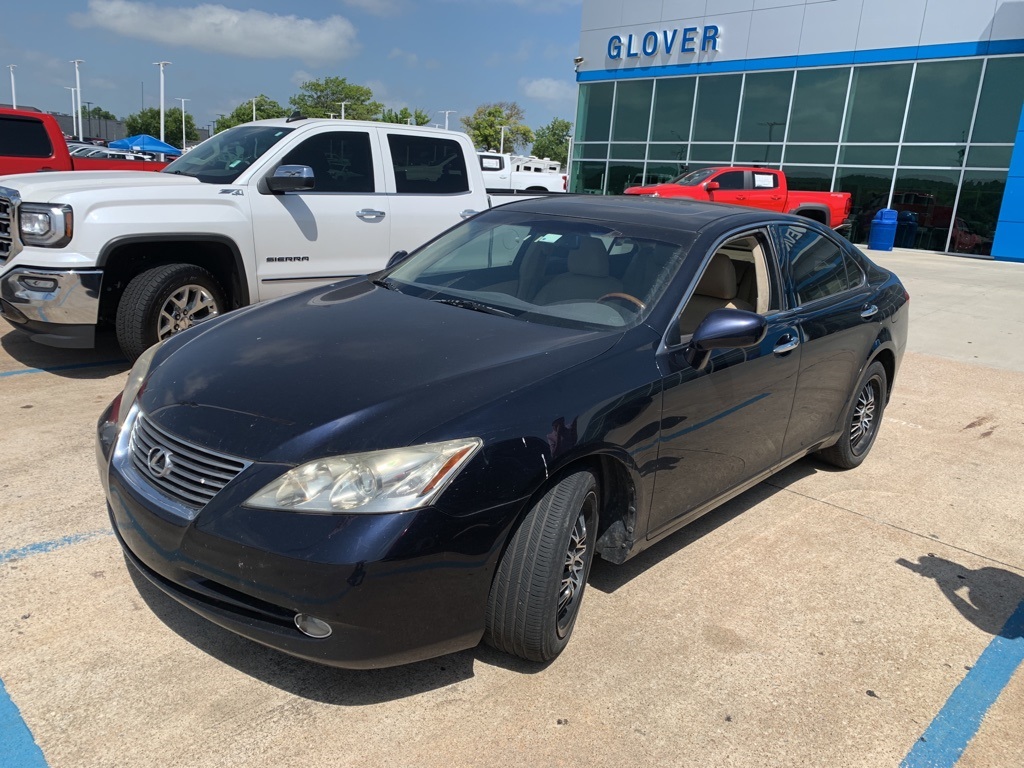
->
left=1, top=0, right=583, bottom=133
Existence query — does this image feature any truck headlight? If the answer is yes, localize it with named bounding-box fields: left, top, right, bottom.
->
left=19, top=204, right=73, bottom=247
left=245, top=438, right=482, bottom=514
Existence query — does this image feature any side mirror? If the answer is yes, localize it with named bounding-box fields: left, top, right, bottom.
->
left=684, top=308, right=767, bottom=370
left=386, top=250, right=410, bottom=270
left=266, top=164, right=315, bottom=194
left=705, top=181, right=720, bottom=192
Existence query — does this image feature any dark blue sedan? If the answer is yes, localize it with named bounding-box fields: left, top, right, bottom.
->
left=97, top=196, right=908, bottom=668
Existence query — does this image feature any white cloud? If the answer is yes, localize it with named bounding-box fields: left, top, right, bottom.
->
left=388, top=48, right=418, bottom=67
left=342, top=0, right=404, bottom=16
left=291, top=70, right=314, bottom=88
left=520, top=77, right=576, bottom=105
left=71, top=0, right=359, bottom=66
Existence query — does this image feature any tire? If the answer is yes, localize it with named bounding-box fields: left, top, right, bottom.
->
left=817, top=360, right=888, bottom=469
left=484, top=470, right=599, bottom=663
left=116, top=264, right=225, bottom=361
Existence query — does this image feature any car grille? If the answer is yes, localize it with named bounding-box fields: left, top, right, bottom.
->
left=0, top=195, right=13, bottom=264
left=130, top=410, right=249, bottom=509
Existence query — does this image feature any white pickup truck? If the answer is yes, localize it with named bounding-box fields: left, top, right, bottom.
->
left=478, top=152, right=566, bottom=194
left=0, top=118, right=517, bottom=359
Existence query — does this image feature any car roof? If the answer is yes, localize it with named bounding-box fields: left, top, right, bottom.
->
left=494, top=195, right=794, bottom=234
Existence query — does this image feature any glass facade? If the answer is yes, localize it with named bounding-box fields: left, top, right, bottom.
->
left=570, top=55, right=1024, bottom=255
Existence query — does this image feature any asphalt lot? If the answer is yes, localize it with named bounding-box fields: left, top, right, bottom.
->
left=1, top=248, right=1022, bottom=767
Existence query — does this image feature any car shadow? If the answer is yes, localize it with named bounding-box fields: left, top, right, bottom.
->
left=1, top=328, right=128, bottom=378
left=126, top=562, right=479, bottom=704
left=897, top=553, right=1024, bottom=639
left=589, top=458, right=827, bottom=594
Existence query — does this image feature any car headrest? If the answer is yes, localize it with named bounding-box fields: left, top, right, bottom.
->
left=568, top=238, right=610, bottom=277
left=696, top=253, right=738, bottom=300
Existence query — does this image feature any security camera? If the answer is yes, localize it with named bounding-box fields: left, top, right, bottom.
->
left=573, top=56, right=585, bottom=65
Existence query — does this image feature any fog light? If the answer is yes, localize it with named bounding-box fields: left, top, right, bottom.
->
left=19, top=276, right=59, bottom=292
left=294, top=613, right=332, bottom=638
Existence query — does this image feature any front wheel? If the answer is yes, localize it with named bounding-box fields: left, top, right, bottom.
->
left=484, top=470, right=599, bottom=662
left=817, top=360, right=888, bottom=469
left=116, top=264, right=225, bottom=361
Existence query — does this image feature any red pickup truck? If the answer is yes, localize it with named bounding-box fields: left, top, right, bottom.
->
left=624, top=166, right=852, bottom=229
left=0, top=108, right=169, bottom=175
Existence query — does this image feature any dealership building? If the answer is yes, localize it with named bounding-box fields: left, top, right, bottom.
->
left=571, top=0, right=1024, bottom=261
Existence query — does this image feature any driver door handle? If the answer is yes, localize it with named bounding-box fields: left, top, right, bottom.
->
left=773, top=336, right=800, bottom=355
left=356, top=208, right=386, bottom=221
left=460, top=209, right=479, bottom=219
left=860, top=304, right=878, bottom=320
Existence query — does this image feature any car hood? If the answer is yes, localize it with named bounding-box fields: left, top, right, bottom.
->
left=0, top=170, right=201, bottom=201
left=139, top=279, right=620, bottom=463
left=623, top=183, right=689, bottom=196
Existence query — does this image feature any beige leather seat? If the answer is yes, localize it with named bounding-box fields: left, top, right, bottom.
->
left=677, top=253, right=754, bottom=335
left=533, top=237, right=622, bottom=305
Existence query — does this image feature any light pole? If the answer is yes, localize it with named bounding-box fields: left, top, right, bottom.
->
left=70, top=59, right=84, bottom=140
left=153, top=61, right=171, bottom=142
left=499, top=125, right=509, bottom=154
left=64, top=87, right=77, bottom=137
left=7, top=65, right=15, bottom=110
left=339, top=101, right=349, bottom=120
left=438, top=110, right=456, bottom=130
left=252, top=96, right=259, bottom=121
left=177, top=97, right=189, bottom=149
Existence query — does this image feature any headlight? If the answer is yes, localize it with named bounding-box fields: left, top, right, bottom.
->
left=116, top=343, right=162, bottom=427
left=245, top=438, right=482, bottom=514
left=19, top=203, right=73, bottom=247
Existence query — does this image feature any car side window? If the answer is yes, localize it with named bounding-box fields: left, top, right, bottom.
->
left=388, top=134, right=470, bottom=194
left=715, top=171, right=745, bottom=190
left=0, top=116, right=53, bottom=158
left=778, top=224, right=864, bottom=305
left=752, top=172, right=778, bottom=189
left=671, top=230, right=777, bottom=342
left=279, top=131, right=374, bottom=193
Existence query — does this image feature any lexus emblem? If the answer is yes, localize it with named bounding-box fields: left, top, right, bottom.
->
left=147, top=447, right=174, bottom=479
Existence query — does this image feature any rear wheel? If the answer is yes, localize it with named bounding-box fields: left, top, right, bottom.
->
left=817, top=360, right=887, bottom=469
left=484, top=470, right=599, bottom=662
left=116, top=263, right=225, bottom=361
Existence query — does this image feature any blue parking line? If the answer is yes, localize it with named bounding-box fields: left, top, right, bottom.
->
left=0, top=678, right=47, bottom=767
left=902, top=601, right=1024, bottom=767
left=0, top=359, right=124, bottom=379
left=0, top=530, right=112, bottom=564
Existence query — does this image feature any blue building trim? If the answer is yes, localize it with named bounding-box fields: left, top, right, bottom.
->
left=991, top=105, right=1024, bottom=263
left=577, top=39, right=1024, bottom=82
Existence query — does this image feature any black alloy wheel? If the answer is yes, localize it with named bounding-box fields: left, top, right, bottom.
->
left=818, top=360, right=888, bottom=469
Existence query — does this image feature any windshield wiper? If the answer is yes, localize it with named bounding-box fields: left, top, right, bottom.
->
left=432, top=297, right=514, bottom=317
left=372, top=278, right=399, bottom=291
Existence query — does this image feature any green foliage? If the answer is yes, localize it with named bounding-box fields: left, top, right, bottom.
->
left=122, top=106, right=200, bottom=149
left=461, top=102, right=534, bottom=153
left=530, top=118, right=573, bottom=167
left=85, top=105, right=117, bottom=121
left=215, top=95, right=288, bottom=132
left=288, top=76, right=383, bottom=120
left=380, top=107, right=431, bottom=126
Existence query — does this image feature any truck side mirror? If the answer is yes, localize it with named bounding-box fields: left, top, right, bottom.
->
left=266, top=164, right=315, bottom=194
left=705, top=181, right=720, bottom=192
left=386, top=250, right=410, bottom=270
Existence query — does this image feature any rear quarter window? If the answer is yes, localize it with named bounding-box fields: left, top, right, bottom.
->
left=0, top=116, right=54, bottom=158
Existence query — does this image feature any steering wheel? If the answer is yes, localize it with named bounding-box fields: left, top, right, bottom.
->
left=597, top=292, right=646, bottom=311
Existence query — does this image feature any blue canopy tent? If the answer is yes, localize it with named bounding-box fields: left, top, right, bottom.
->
left=108, top=134, right=181, bottom=155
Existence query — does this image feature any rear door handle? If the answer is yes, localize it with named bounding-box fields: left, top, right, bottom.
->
left=356, top=208, right=386, bottom=221
left=773, top=336, right=800, bottom=355
left=860, top=304, right=878, bottom=320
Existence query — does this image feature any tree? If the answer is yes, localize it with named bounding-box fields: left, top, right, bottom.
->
left=461, top=102, right=534, bottom=153
left=380, top=107, right=431, bottom=126
left=85, top=105, right=117, bottom=120
left=123, top=107, right=200, bottom=149
left=216, top=95, right=288, bottom=132
left=530, top=118, right=573, bottom=167
left=288, top=76, right=382, bottom=120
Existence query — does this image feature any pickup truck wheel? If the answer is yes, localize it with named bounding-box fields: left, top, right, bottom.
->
left=484, top=470, right=599, bottom=663
left=116, top=264, right=225, bottom=361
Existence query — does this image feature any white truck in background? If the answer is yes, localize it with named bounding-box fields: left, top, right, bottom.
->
left=0, top=118, right=523, bottom=360
left=478, top=152, right=566, bottom=193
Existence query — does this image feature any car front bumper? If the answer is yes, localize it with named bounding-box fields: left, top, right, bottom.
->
left=0, top=267, right=102, bottom=347
left=97, top=400, right=520, bottom=669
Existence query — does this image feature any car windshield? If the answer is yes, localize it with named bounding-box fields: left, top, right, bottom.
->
left=386, top=208, right=694, bottom=331
left=161, top=125, right=294, bottom=183
left=670, top=168, right=718, bottom=186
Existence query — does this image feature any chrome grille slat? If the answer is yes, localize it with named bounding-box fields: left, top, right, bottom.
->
left=129, top=410, right=250, bottom=509
left=0, top=195, right=12, bottom=263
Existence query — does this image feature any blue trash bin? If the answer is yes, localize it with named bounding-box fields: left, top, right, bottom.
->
left=895, top=210, right=919, bottom=248
left=868, top=208, right=898, bottom=251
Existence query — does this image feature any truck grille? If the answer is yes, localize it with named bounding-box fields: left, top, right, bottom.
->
left=0, top=196, right=13, bottom=264
left=130, top=410, right=249, bottom=509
